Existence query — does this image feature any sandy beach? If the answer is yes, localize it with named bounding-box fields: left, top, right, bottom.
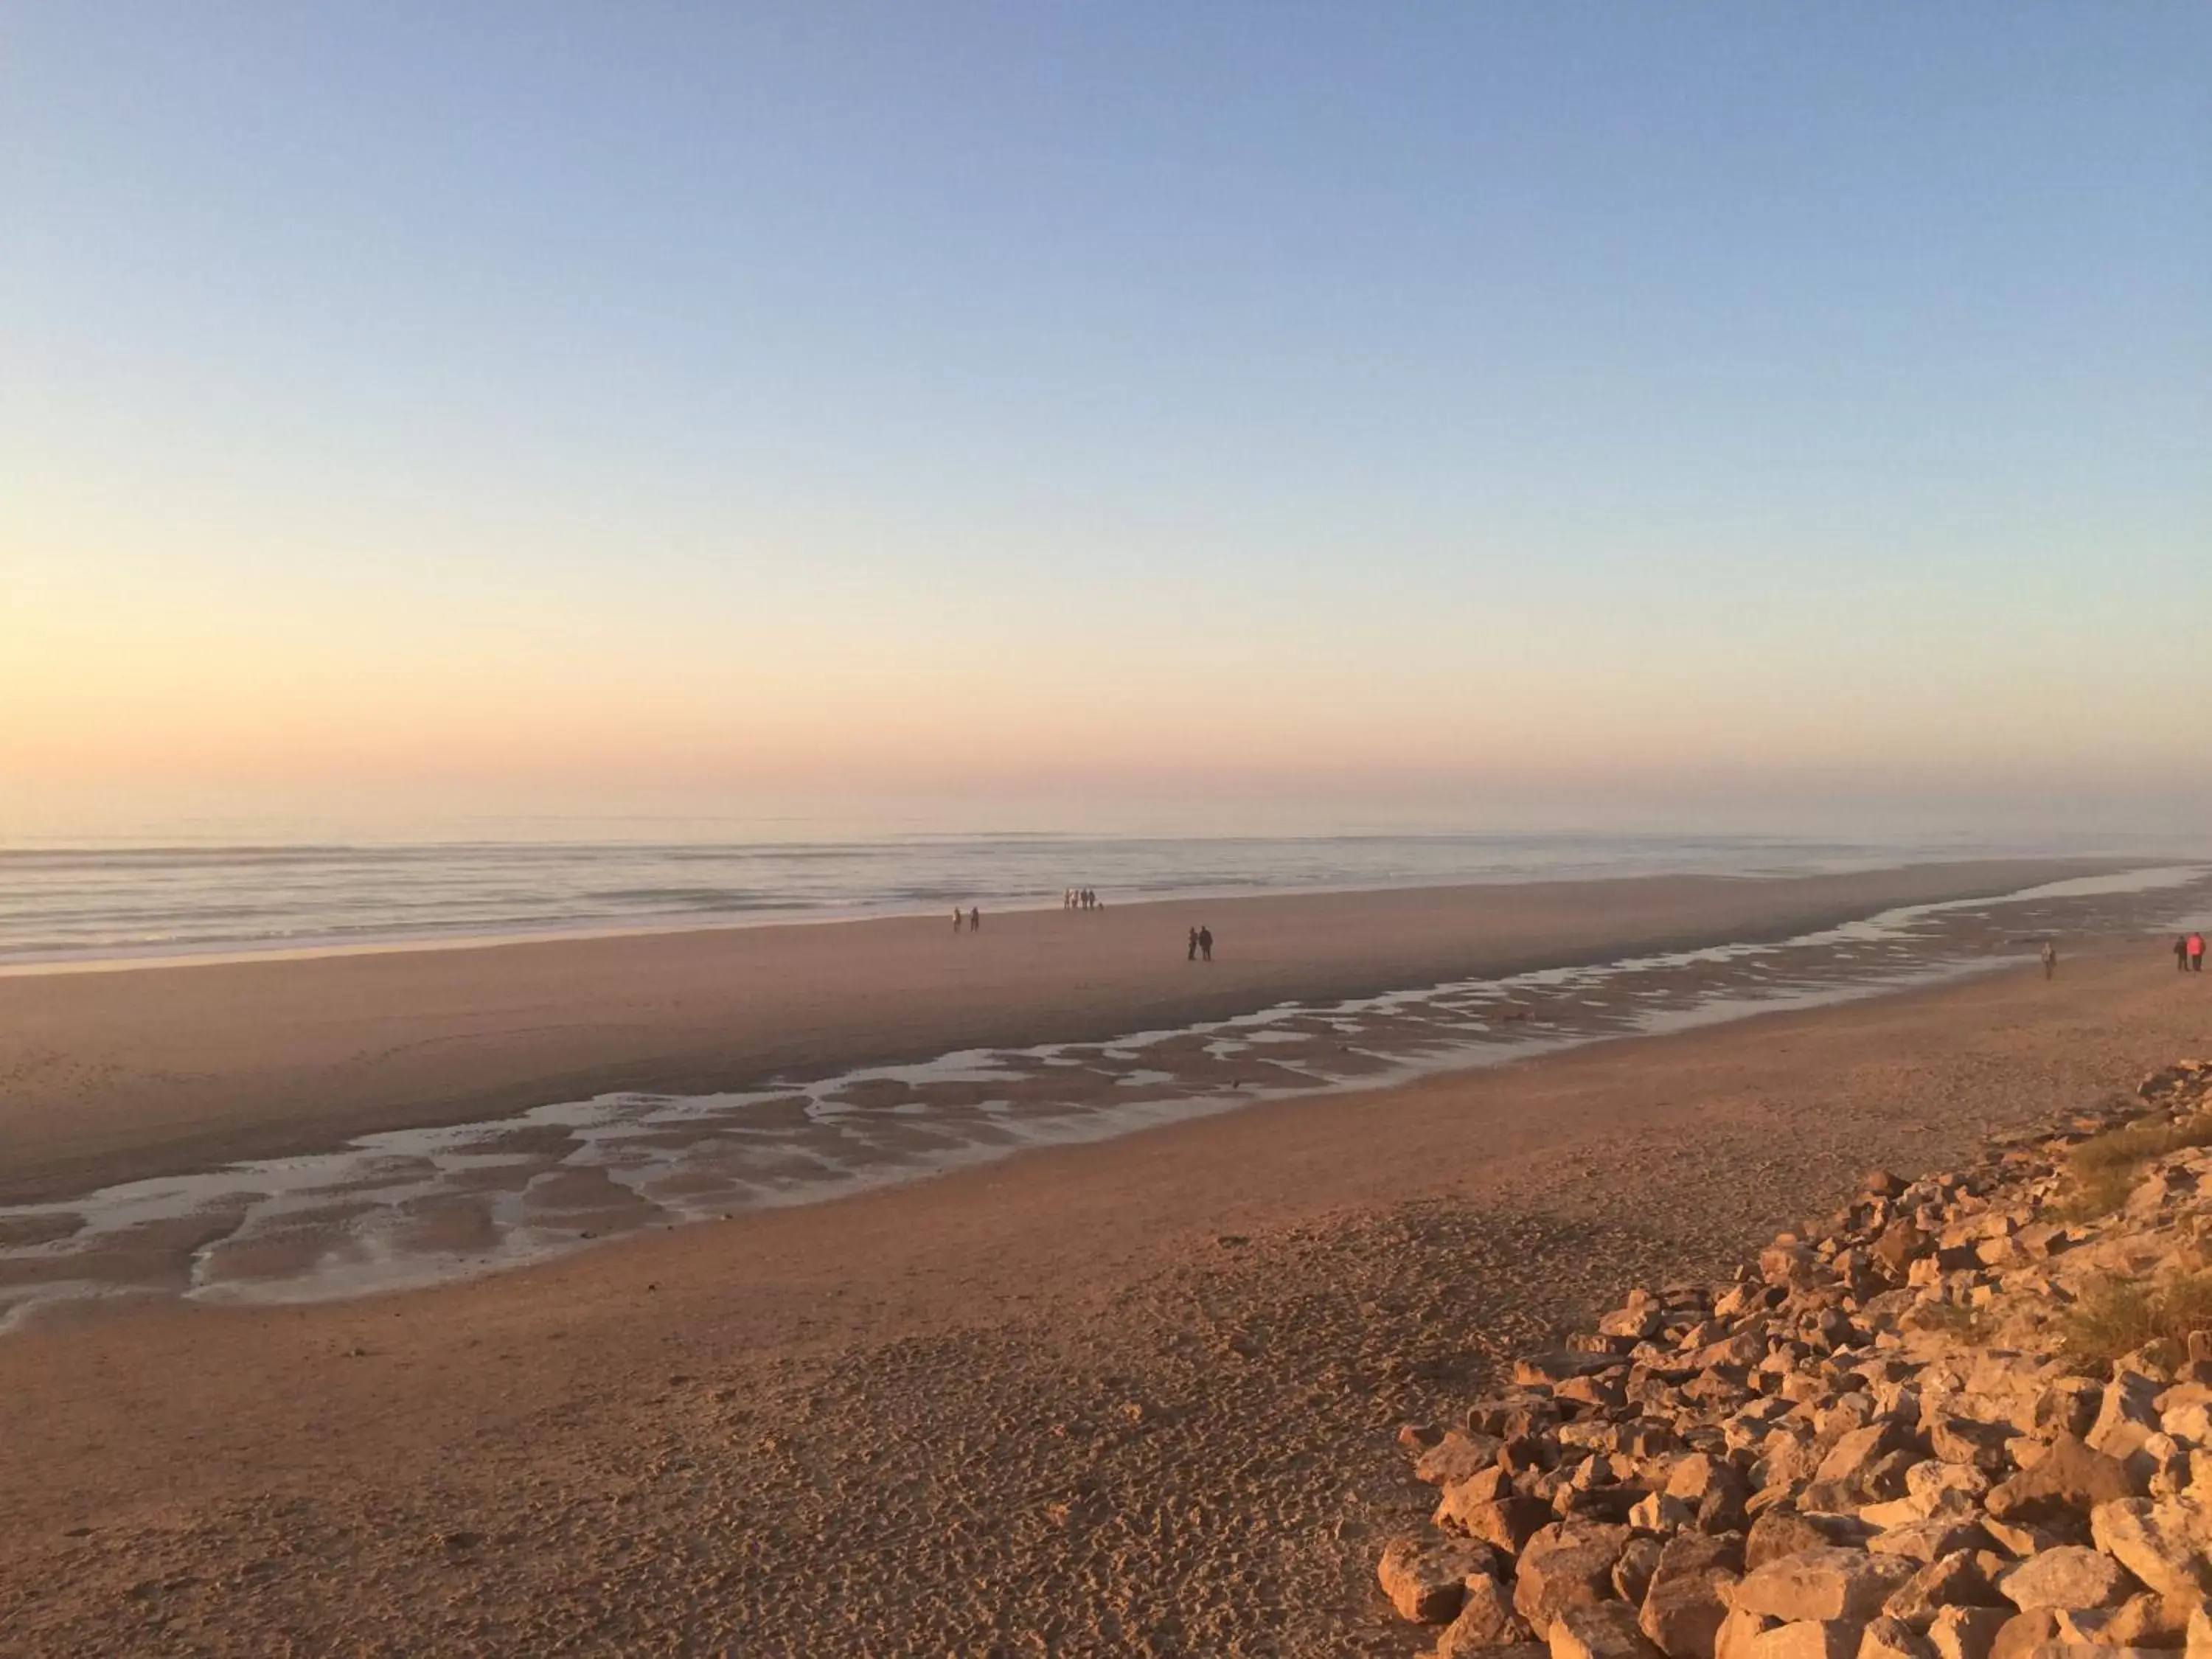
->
left=0, top=860, right=2104, bottom=1206
left=13, top=5, right=2204, bottom=1652
left=0, top=860, right=2205, bottom=1654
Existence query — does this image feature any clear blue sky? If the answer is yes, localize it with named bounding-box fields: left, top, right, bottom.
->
left=4, top=4, right=2208, bottom=835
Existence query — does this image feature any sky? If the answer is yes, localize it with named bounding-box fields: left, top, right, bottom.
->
left=4, top=4, right=2208, bottom=840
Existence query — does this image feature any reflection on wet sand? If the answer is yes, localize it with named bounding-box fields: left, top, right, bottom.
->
left=2, top=866, right=2204, bottom=1327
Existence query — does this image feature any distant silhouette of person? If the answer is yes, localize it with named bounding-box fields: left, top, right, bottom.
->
left=2191, top=931, right=2206, bottom=974
left=1187, top=927, right=1198, bottom=962
left=2041, top=940, right=2057, bottom=981
left=970, top=906, right=981, bottom=933
left=1198, top=925, right=1213, bottom=963
left=2179, top=936, right=2194, bottom=973
left=953, top=907, right=964, bottom=933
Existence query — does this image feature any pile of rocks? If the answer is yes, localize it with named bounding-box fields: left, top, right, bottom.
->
left=1380, top=1059, right=2212, bottom=1659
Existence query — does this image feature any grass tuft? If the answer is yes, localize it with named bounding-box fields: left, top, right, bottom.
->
left=2060, top=1271, right=2212, bottom=1368
left=2057, top=1114, right=2212, bottom=1220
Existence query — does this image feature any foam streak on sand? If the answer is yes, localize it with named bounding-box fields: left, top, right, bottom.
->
left=1, top=865, right=2204, bottom=1326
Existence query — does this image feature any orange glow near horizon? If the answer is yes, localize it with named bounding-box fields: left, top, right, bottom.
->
left=6, top=6, right=2209, bottom=840
left=9, top=577, right=2208, bottom=817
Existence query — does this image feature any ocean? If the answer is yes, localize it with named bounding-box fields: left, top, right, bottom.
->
left=0, top=826, right=2190, bottom=967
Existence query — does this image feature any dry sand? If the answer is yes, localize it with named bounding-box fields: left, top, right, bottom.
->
left=0, top=860, right=2097, bottom=1204
left=1, top=928, right=2206, bottom=1654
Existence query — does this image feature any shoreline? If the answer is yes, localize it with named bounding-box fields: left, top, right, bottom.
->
left=10, top=831, right=2180, bottom=978
left=0, top=855, right=2144, bottom=979
left=0, top=858, right=2131, bottom=1206
left=3, top=943, right=2207, bottom=1653
left=0, top=874, right=1918, bottom=979
left=2, top=857, right=2203, bottom=1329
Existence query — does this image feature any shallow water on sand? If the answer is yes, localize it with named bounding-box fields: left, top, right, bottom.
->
left=1, top=866, right=2205, bottom=1328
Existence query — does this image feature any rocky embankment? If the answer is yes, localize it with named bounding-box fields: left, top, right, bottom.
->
left=1380, top=1058, right=2212, bottom=1659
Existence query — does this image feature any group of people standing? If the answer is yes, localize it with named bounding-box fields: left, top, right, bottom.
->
left=2048, top=933, right=2205, bottom=977
left=956, top=889, right=1217, bottom=964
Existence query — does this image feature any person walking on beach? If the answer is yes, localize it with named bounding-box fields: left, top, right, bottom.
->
left=953, top=906, right=964, bottom=933
left=2191, top=931, right=2206, bottom=973
left=969, top=905, right=981, bottom=933
left=2041, top=940, right=2057, bottom=981
left=1198, top=925, right=1213, bottom=963
left=1187, top=926, right=1199, bottom=962
left=2179, top=936, right=2194, bottom=973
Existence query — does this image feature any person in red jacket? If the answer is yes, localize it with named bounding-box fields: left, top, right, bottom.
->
left=2191, top=931, right=2206, bottom=973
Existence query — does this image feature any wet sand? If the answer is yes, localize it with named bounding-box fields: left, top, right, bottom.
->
left=4, top=858, right=2204, bottom=1325
left=1, top=936, right=2207, bottom=1655
left=0, top=860, right=2104, bottom=1206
